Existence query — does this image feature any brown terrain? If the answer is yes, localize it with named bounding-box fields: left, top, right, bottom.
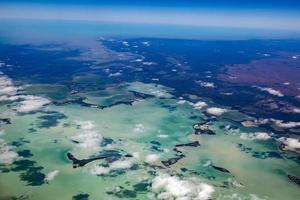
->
left=218, top=56, right=300, bottom=97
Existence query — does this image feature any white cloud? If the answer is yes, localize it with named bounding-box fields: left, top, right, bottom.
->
left=292, top=108, right=300, bottom=113
left=177, top=99, right=194, bottom=107
left=206, top=107, right=228, bottom=116
left=109, top=72, right=122, bottom=77
left=110, top=159, right=135, bottom=170
left=149, top=173, right=214, bottom=200
left=0, top=86, right=18, bottom=96
left=193, top=101, right=208, bottom=109
left=256, top=86, right=284, bottom=97
left=71, top=120, right=102, bottom=156
left=0, top=74, right=50, bottom=112
left=177, top=100, right=187, bottom=104
left=241, top=120, right=259, bottom=127
left=157, top=134, right=168, bottom=138
left=224, top=178, right=244, bottom=188
left=292, top=55, right=298, bottom=59
left=76, top=120, right=96, bottom=130
left=142, top=61, right=156, bottom=66
left=0, top=138, right=18, bottom=164
left=240, top=132, right=271, bottom=140
left=127, top=82, right=173, bottom=98
left=145, top=154, right=160, bottom=164
left=133, top=124, right=145, bottom=134
left=90, top=165, right=110, bottom=175
left=122, top=41, right=129, bottom=46
left=134, top=58, right=143, bottom=62
left=241, top=119, right=269, bottom=128
left=15, top=95, right=50, bottom=113
left=45, top=170, right=59, bottom=181
left=0, top=75, right=18, bottom=96
left=218, top=193, right=267, bottom=200
left=142, top=41, right=150, bottom=46
left=197, top=80, right=215, bottom=88
left=271, top=119, right=300, bottom=129
left=278, top=137, right=300, bottom=152
left=132, top=152, right=140, bottom=159
left=90, top=158, right=135, bottom=175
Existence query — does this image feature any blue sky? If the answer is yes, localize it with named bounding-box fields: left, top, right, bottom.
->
left=1, top=0, right=300, bottom=9
left=0, top=0, right=300, bottom=41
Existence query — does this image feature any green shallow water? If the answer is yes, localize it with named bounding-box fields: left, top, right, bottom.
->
left=0, top=81, right=300, bottom=200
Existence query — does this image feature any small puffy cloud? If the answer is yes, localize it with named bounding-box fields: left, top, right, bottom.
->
left=240, top=132, right=271, bottom=140
left=145, top=154, right=160, bottom=164
left=0, top=75, right=18, bottom=96
left=241, top=119, right=269, bottom=128
left=0, top=86, right=18, bottom=96
left=0, top=138, right=18, bottom=164
left=0, top=74, right=50, bottom=112
left=45, top=170, right=59, bottom=182
left=142, top=41, right=150, bottom=46
left=177, top=100, right=187, bottom=104
left=122, top=41, right=129, bottom=46
left=142, top=61, right=156, bottom=66
left=16, top=96, right=50, bottom=113
left=0, top=76, right=13, bottom=87
left=76, top=120, right=95, bottom=130
left=177, top=99, right=194, bottom=106
left=157, top=134, right=168, bottom=138
left=197, top=80, right=215, bottom=88
left=256, top=86, right=284, bottom=97
left=132, top=152, right=140, bottom=159
left=109, top=72, right=122, bottom=77
left=193, top=101, right=207, bottom=109
left=271, top=119, right=300, bottom=129
left=206, top=107, right=228, bottom=116
left=128, top=82, right=173, bottom=98
left=149, top=173, right=214, bottom=200
left=134, top=58, right=144, bottom=62
left=224, top=178, right=244, bottom=188
left=133, top=124, right=145, bottom=134
left=219, top=193, right=267, bottom=200
left=110, top=159, right=135, bottom=170
left=90, top=158, right=135, bottom=175
left=241, top=120, right=259, bottom=128
left=90, top=165, right=110, bottom=175
left=71, top=120, right=102, bottom=156
left=292, top=108, right=300, bottom=113
left=278, top=137, right=300, bottom=152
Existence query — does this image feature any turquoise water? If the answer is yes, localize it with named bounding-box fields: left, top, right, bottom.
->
left=0, top=80, right=299, bottom=199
